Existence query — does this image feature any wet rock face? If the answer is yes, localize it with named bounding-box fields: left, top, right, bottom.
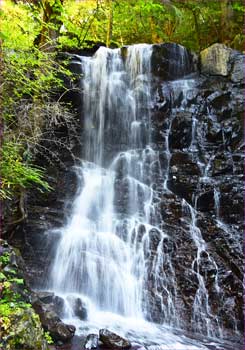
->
left=84, top=334, right=99, bottom=350
left=150, top=44, right=244, bottom=337
left=32, top=301, right=76, bottom=342
left=66, top=295, right=88, bottom=320
left=99, top=329, right=131, bottom=349
left=84, top=334, right=99, bottom=349
left=151, top=43, right=197, bottom=80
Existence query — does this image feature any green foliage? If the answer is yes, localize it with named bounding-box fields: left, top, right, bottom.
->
left=0, top=248, right=30, bottom=347
left=0, top=299, right=31, bottom=318
left=0, top=272, right=6, bottom=282
left=44, top=331, right=54, bottom=344
left=0, top=243, right=48, bottom=350
left=0, top=253, right=10, bottom=265
left=0, top=257, right=28, bottom=324
left=1, top=141, right=51, bottom=199
left=0, top=283, right=43, bottom=349
left=0, top=0, right=71, bottom=200
left=8, top=278, right=24, bottom=285
left=58, top=0, right=244, bottom=51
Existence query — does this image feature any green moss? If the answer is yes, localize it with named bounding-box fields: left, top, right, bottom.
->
left=1, top=308, right=48, bottom=350
left=0, top=272, right=6, bottom=281
left=0, top=252, right=10, bottom=265
left=44, top=331, right=54, bottom=345
left=0, top=244, right=48, bottom=350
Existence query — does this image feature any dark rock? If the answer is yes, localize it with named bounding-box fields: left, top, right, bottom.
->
left=169, top=112, right=192, bottom=150
left=170, top=152, right=201, bottom=175
left=32, top=301, right=75, bottom=342
left=212, top=156, right=233, bottom=176
left=84, top=334, right=99, bottom=349
left=196, top=190, right=214, bottom=212
left=67, top=295, right=88, bottom=320
left=152, top=43, right=197, bottom=80
left=207, top=91, right=231, bottom=110
left=53, top=295, right=65, bottom=317
left=99, top=329, right=131, bottom=350
left=167, top=151, right=201, bottom=203
left=30, top=292, right=65, bottom=318
left=230, top=53, right=244, bottom=83
left=35, top=291, right=55, bottom=304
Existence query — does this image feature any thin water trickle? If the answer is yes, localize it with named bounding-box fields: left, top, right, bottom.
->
left=181, top=199, right=222, bottom=338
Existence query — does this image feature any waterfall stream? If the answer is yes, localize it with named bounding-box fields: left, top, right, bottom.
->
left=50, top=45, right=158, bottom=317
left=44, top=44, right=241, bottom=349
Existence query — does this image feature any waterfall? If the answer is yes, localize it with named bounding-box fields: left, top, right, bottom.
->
left=44, top=44, right=242, bottom=348
left=49, top=45, right=175, bottom=324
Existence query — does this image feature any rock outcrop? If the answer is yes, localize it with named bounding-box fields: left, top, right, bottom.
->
left=99, top=329, right=131, bottom=350
left=0, top=241, right=49, bottom=350
left=200, top=43, right=244, bottom=83
left=32, top=301, right=76, bottom=342
left=148, top=43, right=244, bottom=337
left=84, top=334, right=99, bottom=350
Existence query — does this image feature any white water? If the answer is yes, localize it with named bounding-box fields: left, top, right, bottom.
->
left=181, top=199, right=222, bottom=338
left=50, top=45, right=178, bottom=330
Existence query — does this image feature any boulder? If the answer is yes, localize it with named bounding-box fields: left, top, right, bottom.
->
left=84, top=334, right=99, bottom=349
left=196, top=190, right=214, bottom=212
left=53, top=295, right=65, bottom=317
left=1, top=308, right=48, bottom=350
left=67, top=295, right=88, bottom=320
left=200, top=43, right=245, bottom=83
left=152, top=43, right=196, bottom=80
left=169, top=112, right=192, bottom=150
left=230, top=53, right=244, bottom=83
left=32, top=292, right=65, bottom=317
left=200, top=43, right=232, bottom=76
left=35, top=291, right=55, bottom=304
left=99, top=329, right=131, bottom=350
left=32, top=301, right=75, bottom=342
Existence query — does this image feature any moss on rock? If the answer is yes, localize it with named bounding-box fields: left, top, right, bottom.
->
left=1, top=308, right=48, bottom=350
left=0, top=240, right=49, bottom=350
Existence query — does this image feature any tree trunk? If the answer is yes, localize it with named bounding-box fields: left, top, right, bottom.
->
left=192, top=8, right=201, bottom=51
left=150, top=16, right=160, bottom=43
left=0, top=37, right=3, bottom=239
left=220, top=0, right=234, bottom=43
left=106, top=0, right=113, bottom=47
left=37, top=0, right=64, bottom=51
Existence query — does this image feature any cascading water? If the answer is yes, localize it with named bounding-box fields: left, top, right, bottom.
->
left=181, top=199, right=222, bottom=338
left=44, top=44, right=242, bottom=349
left=49, top=45, right=178, bottom=331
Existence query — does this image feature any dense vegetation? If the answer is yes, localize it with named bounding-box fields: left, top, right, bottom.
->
left=0, top=0, right=244, bottom=207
